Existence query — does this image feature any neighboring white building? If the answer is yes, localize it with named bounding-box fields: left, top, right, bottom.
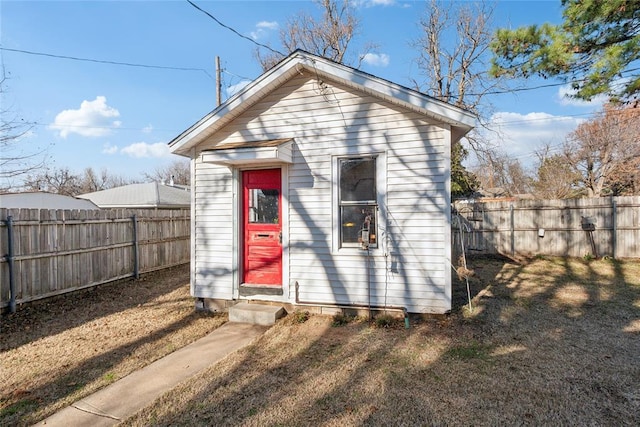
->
left=170, top=50, right=475, bottom=314
left=78, top=182, right=190, bottom=209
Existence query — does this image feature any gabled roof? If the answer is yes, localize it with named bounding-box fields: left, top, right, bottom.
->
left=77, top=182, right=190, bottom=209
left=0, top=192, right=100, bottom=210
left=169, top=50, right=476, bottom=157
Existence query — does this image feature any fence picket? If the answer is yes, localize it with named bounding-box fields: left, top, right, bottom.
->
left=1, top=208, right=190, bottom=309
left=453, top=196, right=640, bottom=259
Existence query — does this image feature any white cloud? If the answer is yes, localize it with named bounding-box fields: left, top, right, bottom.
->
left=355, top=0, right=395, bottom=6
left=50, top=96, right=121, bottom=138
left=257, top=21, right=278, bottom=30
left=556, top=85, right=607, bottom=108
left=102, top=143, right=119, bottom=155
left=120, top=142, right=171, bottom=158
left=226, top=80, right=252, bottom=98
left=361, top=52, right=390, bottom=67
left=142, top=124, right=154, bottom=134
left=484, top=111, right=585, bottom=163
left=250, top=20, right=278, bottom=40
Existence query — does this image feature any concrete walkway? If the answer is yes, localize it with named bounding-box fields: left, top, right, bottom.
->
left=36, top=322, right=267, bottom=426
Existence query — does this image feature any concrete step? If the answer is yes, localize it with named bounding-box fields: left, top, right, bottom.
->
left=229, top=302, right=285, bottom=326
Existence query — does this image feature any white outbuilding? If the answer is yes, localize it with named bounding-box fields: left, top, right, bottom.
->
left=170, top=50, right=475, bottom=314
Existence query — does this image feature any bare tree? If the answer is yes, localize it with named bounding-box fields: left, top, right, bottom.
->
left=413, top=0, right=509, bottom=196
left=78, top=167, right=135, bottom=193
left=1, top=70, right=49, bottom=190
left=142, top=159, right=190, bottom=186
left=532, top=145, right=580, bottom=199
left=472, top=151, right=532, bottom=197
left=24, top=166, right=136, bottom=196
left=564, top=104, right=640, bottom=197
left=255, top=0, right=363, bottom=71
left=23, top=167, right=81, bottom=196
left=414, top=0, right=499, bottom=113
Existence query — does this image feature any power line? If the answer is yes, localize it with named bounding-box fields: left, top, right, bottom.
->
left=186, top=0, right=285, bottom=57
left=491, top=111, right=594, bottom=126
left=452, top=67, right=640, bottom=98
left=222, top=68, right=252, bottom=82
left=0, top=47, right=214, bottom=80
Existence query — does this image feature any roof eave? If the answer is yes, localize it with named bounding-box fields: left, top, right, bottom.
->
left=169, top=54, right=304, bottom=157
left=169, top=51, right=476, bottom=156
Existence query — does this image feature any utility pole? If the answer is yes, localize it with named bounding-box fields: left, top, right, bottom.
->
left=216, top=56, right=222, bottom=107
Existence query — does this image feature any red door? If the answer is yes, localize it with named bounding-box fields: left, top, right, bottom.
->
left=242, top=169, right=282, bottom=286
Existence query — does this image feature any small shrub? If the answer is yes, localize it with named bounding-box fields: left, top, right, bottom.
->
left=373, top=314, right=396, bottom=328
left=292, top=310, right=310, bottom=324
left=331, top=313, right=353, bottom=327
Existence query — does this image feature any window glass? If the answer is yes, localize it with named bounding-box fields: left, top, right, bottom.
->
left=339, top=158, right=377, bottom=248
left=341, top=205, right=377, bottom=245
left=340, top=159, right=375, bottom=201
left=248, top=189, right=279, bottom=224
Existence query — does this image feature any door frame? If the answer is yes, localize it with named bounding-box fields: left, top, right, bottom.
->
left=232, top=165, right=289, bottom=302
left=241, top=168, right=282, bottom=287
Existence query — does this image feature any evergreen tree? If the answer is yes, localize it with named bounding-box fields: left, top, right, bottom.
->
left=491, top=0, right=640, bottom=102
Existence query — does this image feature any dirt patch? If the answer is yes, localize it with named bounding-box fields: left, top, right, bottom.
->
left=0, top=264, right=226, bottom=426
left=124, top=256, right=640, bottom=426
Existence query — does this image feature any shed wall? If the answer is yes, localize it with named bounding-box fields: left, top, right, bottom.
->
left=193, top=75, right=452, bottom=313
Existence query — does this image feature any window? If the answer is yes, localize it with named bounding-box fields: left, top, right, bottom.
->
left=339, top=157, right=377, bottom=248
left=247, top=189, right=279, bottom=224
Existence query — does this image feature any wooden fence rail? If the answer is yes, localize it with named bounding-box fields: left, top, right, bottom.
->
left=452, top=196, right=640, bottom=259
left=1, top=208, right=190, bottom=311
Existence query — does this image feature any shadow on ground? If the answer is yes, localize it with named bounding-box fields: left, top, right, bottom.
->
left=1, top=265, right=191, bottom=351
left=123, top=255, right=640, bottom=426
left=0, top=264, right=226, bottom=426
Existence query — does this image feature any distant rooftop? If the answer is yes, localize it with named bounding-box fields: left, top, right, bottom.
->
left=0, top=192, right=100, bottom=210
left=78, top=182, right=190, bottom=209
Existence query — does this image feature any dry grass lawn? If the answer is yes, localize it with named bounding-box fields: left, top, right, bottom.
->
left=2, top=257, right=639, bottom=426
left=0, top=264, right=226, bottom=426
left=123, top=256, right=640, bottom=426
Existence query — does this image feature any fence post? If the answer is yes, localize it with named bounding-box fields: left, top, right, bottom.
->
left=6, top=215, right=17, bottom=314
left=612, top=198, right=617, bottom=259
left=132, top=215, right=140, bottom=279
left=510, top=204, right=515, bottom=257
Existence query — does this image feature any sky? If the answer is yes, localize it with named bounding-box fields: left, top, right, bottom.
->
left=1, top=0, right=605, bottom=190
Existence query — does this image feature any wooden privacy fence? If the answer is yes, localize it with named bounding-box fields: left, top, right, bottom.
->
left=452, top=196, right=640, bottom=259
left=1, top=208, right=190, bottom=311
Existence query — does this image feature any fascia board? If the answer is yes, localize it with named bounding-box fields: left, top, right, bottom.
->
left=201, top=140, right=294, bottom=165
left=170, top=51, right=477, bottom=156
left=169, top=56, right=303, bottom=156
left=299, top=55, right=476, bottom=129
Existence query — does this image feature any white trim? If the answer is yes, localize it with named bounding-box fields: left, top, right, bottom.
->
left=169, top=51, right=475, bottom=156
left=189, top=150, right=196, bottom=298
left=234, top=165, right=291, bottom=304
left=443, top=126, right=452, bottom=312
left=295, top=54, right=476, bottom=128
left=231, top=167, right=240, bottom=300
left=281, top=165, right=290, bottom=301
left=331, top=151, right=387, bottom=256
left=201, top=140, right=294, bottom=166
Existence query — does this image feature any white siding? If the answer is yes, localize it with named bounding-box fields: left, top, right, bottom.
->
left=193, top=75, right=452, bottom=313
left=192, top=161, right=234, bottom=300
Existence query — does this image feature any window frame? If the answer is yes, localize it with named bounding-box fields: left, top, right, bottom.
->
left=333, top=153, right=385, bottom=253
